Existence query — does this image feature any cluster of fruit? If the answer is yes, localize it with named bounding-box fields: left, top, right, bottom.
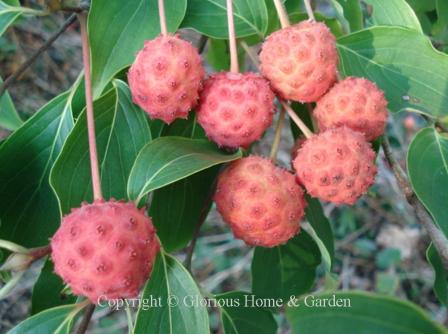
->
left=49, top=19, right=387, bottom=303
left=129, top=20, right=387, bottom=246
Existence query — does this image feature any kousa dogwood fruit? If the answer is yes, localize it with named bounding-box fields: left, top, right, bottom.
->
left=260, top=21, right=338, bottom=102
left=293, top=127, right=377, bottom=205
left=51, top=199, right=160, bottom=303
left=128, top=34, right=205, bottom=124
left=196, top=72, right=275, bottom=148
left=314, top=77, right=388, bottom=141
left=214, top=156, right=306, bottom=247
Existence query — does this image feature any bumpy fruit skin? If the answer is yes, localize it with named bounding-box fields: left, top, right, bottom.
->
left=260, top=21, right=338, bottom=102
left=197, top=72, right=275, bottom=148
left=51, top=200, right=160, bottom=303
left=314, top=77, right=388, bottom=141
left=128, top=34, right=205, bottom=124
left=214, top=156, right=306, bottom=247
left=293, top=127, right=377, bottom=205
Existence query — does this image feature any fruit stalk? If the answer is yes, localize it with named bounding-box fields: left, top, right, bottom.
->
left=76, top=304, right=96, bottom=334
left=269, top=107, right=286, bottom=161
left=158, top=0, right=168, bottom=36
left=304, top=0, right=316, bottom=22
left=226, top=0, right=239, bottom=73
left=281, top=100, right=313, bottom=138
left=240, top=41, right=259, bottom=68
left=272, top=0, right=290, bottom=28
left=78, top=13, right=103, bottom=201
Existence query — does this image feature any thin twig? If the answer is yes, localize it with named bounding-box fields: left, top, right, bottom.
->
left=158, top=0, right=168, bottom=35
left=226, top=0, right=239, bottom=73
left=281, top=100, right=313, bottom=139
left=0, top=14, right=77, bottom=98
left=303, top=0, right=316, bottom=21
left=382, top=136, right=413, bottom=200
left=273, top=0, right=290, bottom=28
left=184, top=178, right=219, bottom=271
left=382, top=136, right=448, bottom=269
left=79, top=13, right=103, bottom=201
left=239, top=41, right=259, bottom=68
left=270, top=107, right=286, bottom=161
left=76, top=304, right=96, bottom=334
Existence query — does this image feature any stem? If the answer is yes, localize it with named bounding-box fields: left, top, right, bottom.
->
left=281, top=100, right=313, bottom=139
left=75, top=303, right=96, bottom=334
left=273, top=0, right=290, bottom=28
left=197, top=35, right=208, bottom=54
left=29, top=245, right=52, bottom=260
left=0, top=14, right=77, bottom=98
left=382, top=137, right=448, bottom=269
left=303, top=0, right=316, bottom=21
left=78, top=13, right=103, bottom=201
left=0, top=240, right=29, bottom=254
left=239, top=41, right=260, bottom=68
left=226, top=0, right=239, bottom=73
left=184, top=178, right=219, bottom=271
left=158, top=0, right=168, bottom=36
left=269, top=108, right=286, bottom=161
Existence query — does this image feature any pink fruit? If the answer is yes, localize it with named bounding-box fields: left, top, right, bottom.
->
left=128, top=34, right=205, bottom=124
left=214, top=156, right=306, bottom=247
left=196, top=72, right=275, bottom=148
left=293, top=127, right=377, bottom=205
left=260, top=21, right=338, bottom=102
left=314, top=77, right=388, bottom=141
left=51, top=199, right=160, bottom=303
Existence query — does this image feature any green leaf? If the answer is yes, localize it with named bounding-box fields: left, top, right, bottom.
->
left=149, top=115, right=218, bottom=252
left=0, top=91, right=74, bottom=247
left=304, top=196, right=334, bottom=269
left=251, top=231, right=321, bottom=301
left=206, top=39, right=230, bottom=71
left=51, top=80, right=151, bottom=214
left=427, top=243, right=448, bottom=306
left=8, top=303, right=83, bottom=334
left=127, top=137, right=242, bottom=203
left=405, top=0, right=435, bottom=13
left=407, top=128, right=448, bottom=236
left=337, top=26, right=448, bottom=117
left=89, top=0, right=187, bottom=98
left=134, top=252, right=209, bottom=333
left=0, top=77, right=22, bottom=131
left=150, top=167, right=218, bottom=251
left=436, top=0, right=448, bottom=27
left=327, top=0, right=350, bottom=33
left=31, top=259, right=75, bottom=314
left=363, top=0, right=422, bottom=31
left=3, top=0, right=19, bottom=5
left=215, top=291, right=278, bottom=334
left=206, top=39, right=246, bottom=72
left=286, top=291, right=447, bottom=334
left=335, top=0, right=363, bottom=32
left=181, top=0, right=268, bottom=39
left=0, top=1, right=22, bottom=36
